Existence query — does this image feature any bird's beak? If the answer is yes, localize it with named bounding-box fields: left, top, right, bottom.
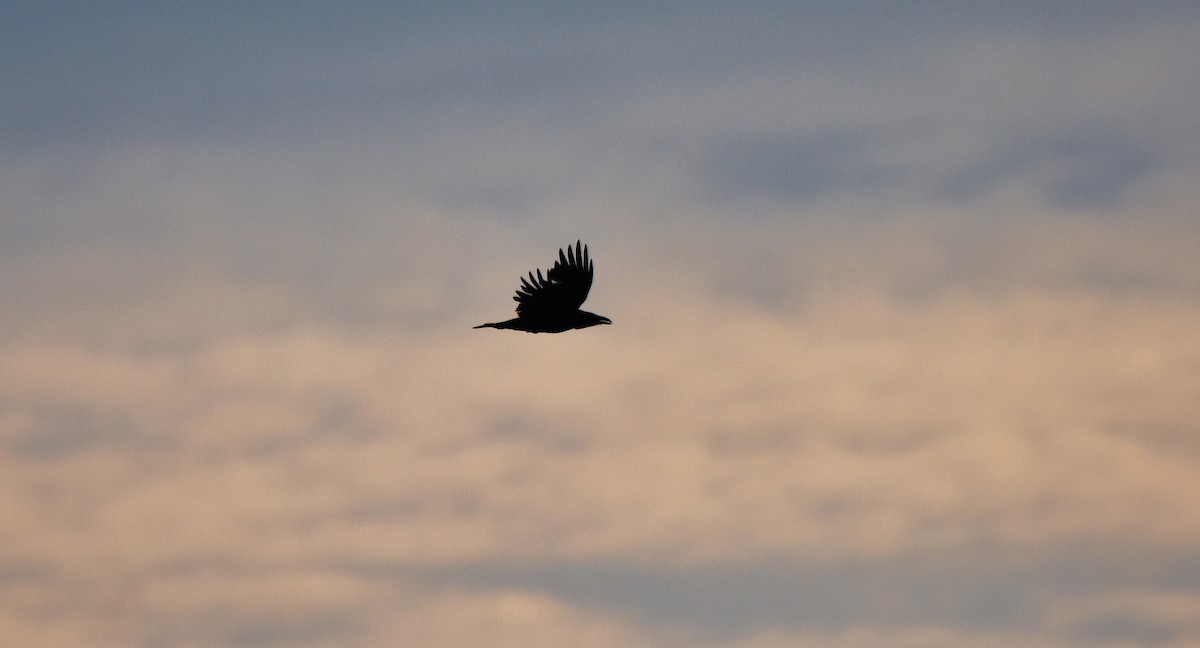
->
left=600, top=317, right=612, bottom=325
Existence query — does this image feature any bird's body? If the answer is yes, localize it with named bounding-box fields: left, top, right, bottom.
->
left=473, top=311, right=610, bottom=333
left=475, top=241, right=611, bottom=333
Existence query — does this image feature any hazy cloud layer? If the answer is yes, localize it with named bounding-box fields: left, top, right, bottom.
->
left=3, top=3, right=1200, bottom=647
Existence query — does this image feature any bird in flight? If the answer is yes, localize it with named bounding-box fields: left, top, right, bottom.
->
left=475, top=240, right=612, bottom=333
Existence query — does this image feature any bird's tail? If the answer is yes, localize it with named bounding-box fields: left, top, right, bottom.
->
left=474, top=318, right=520, bottom=330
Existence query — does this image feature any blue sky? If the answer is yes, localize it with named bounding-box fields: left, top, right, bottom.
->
left=3, top=3, right=1200, bottom=647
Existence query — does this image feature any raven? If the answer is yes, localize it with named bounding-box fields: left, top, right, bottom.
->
left=475, top=241, right=611, bottom=333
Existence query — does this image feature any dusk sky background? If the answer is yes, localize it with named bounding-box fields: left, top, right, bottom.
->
left=4, top=2, right=1200, bottom=646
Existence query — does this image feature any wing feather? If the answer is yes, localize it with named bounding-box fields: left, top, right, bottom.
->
left=512, top=240, right=595, bottom=317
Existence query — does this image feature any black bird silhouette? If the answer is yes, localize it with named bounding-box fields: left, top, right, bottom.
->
left=475, top=241, right=612, bottom=333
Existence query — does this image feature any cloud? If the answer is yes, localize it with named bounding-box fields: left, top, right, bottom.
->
left=701, top=130, right=902, bottom=203
left=4, top=4, right=1200, bottom=647
left=4, top=206, right=1200, bottom=646
left=941, top=131, right=1157, bottom=209
left=0, top=564, right=665, bottom=648
left=1044, top=590, right=1200, bottom=644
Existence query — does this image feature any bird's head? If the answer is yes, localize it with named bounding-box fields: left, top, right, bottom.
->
left=576, top=311, right=612, bottom=328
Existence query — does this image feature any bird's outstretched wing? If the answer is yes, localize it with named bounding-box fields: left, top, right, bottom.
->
left=513, top=240, right=594, bottom=317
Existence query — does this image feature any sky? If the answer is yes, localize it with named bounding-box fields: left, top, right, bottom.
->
left=3, top=2, right=1200, bottom=646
